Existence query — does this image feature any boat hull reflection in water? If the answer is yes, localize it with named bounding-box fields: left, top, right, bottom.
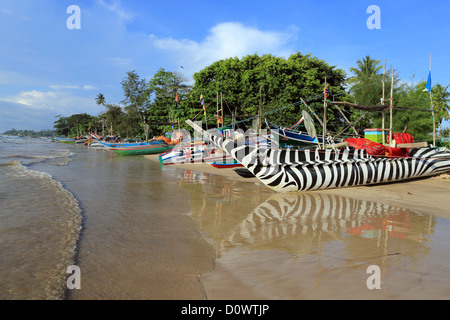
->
left=179, top=170, right=450, bottom=299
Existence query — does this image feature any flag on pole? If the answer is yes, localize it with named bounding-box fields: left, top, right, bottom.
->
left=175, top=92, right=179, bottom=124
left=324, top=86, right=329, bottom=98
left=200, top=94, right=205, bottom=115
left=423, top=71, right=432, bottom=93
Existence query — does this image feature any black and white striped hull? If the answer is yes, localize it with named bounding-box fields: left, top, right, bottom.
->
left=186, top=120, right=450, bottom=193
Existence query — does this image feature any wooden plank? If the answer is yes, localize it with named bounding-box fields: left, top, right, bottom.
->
left=326, top=141, right=349, bottom=149
left=396, top=142, right=428, bottom=148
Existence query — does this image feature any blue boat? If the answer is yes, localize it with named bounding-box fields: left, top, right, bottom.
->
left=98, top=140, right=165, bottom=148
left=265, top=119, right=324, bottom=148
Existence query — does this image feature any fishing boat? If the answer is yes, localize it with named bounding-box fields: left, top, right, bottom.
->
left=98, top=140, right=165, bottom=148
left=233, top=168, right=254, bottom=178
left=186, top=120, right=450, bottom=193
left=266, top=120, right=324, bottom=147
left=56, top=137, right=87, bottom=144
left=108, top=143, right=175, bottom=156
left=210, top=161, right=243, bottom=169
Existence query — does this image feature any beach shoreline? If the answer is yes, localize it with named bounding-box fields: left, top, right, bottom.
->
left=145, top=154, right=450, bottom=220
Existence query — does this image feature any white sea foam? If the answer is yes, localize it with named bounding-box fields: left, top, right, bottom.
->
left=0, top=160, right=83, bottom=299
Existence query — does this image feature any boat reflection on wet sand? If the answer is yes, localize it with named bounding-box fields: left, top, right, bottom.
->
left=178, top=169, right=450, bottom=299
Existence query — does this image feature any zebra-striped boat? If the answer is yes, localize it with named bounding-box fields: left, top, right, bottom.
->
left=186, top=120, right=450, bottom=193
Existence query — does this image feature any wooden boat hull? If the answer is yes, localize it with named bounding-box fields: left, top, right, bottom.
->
left=233, top=168, right=254, bottom=178
left=186, top=120, right=450, bottom=193
left=110, top=144, right=174, bottom=156
left=266, top=119, right=323, bottom=147
left=98, top=141, right=164, bottom=148
left=56, top=138, right=77, bottom=144
left=210, top=162, right=243, bottom=169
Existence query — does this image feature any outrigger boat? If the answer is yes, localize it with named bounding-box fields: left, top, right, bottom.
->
left=266, top=119, right=324, bottom=147
left=56, top=137, right=87, bottom=144
left=265, top=110, right=341, bottom=148
left=108, top=142, right=175, bottom=156
left=210, top=160, right=243, bottom=169
left=186, top=120, right=450, bottom=193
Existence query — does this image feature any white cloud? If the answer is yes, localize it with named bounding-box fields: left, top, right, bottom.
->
left=0, top=89, right=99, bottom=132
left=149, top=22, right=299, bottom=79
left=82, top=85, right=98, bottom=90
left=1, top=90, right=96, bottom=114
left=96, top=0, right=133, bottom=22
left=49, top=85, right=79, bottom=90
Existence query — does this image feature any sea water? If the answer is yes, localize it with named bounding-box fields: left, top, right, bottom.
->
left=0, top=136, right=81, bottom=299
left=0, top=136, right=214, bottom=300
left=3, top=135, right=450, bottom=300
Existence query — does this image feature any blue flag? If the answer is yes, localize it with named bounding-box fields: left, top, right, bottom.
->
left=424, top=71, right=431, bottom=93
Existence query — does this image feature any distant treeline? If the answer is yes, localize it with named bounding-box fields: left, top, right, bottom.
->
left=1, top=128, right=56, bottom=137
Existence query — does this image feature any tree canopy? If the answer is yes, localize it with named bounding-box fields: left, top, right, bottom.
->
left=53, top=52, right=449, bottom=143
left=189, top=52, right=350, bottom=135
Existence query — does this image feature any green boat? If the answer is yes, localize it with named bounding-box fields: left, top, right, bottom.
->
left=56, top=137, right=87, bottom=144
left=109, top=143, right=175, bottom=156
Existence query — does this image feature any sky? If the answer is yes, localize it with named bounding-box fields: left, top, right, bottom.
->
left=1, top=0, right=449, bottom=133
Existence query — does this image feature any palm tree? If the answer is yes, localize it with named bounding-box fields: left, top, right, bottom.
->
left=95, top=93, right=106, bottom=107
left=347, top=56, right=383, bottom=106
left=432, top=83, right=450, bottom=132
left=348, top=56, right=383, bottom=83
left=95, top=93, right=106, bottom=136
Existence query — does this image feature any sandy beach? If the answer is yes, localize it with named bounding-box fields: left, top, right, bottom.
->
left=146, top=154, right=450, bottom=220
left=146, top=154, right=450, bottom=300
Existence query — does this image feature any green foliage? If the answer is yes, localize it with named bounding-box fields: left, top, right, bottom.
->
left=146, top=68, right=192, bottom=136
left=393, top=81, right=433, bottom=141
left=53, top=113, right=96, bottom=137
left=46, top=54, right=449, bottom=144
left=189, top=52, right=350, bottom=135
left=1, top=128, right=55, bottom=137
left=120, top=70, right=153, bottom=140
left=433, top=83, right=450, bottom=128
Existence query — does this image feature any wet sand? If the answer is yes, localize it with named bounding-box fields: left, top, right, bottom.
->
left=146, top=155, right=450, bottom=299
left=146, top=154, right=450, bottom=219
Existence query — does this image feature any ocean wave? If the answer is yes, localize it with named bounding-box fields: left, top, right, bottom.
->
left=0, top=149, right=74, bottom=166
left=0, top=162, right=83, bottom=299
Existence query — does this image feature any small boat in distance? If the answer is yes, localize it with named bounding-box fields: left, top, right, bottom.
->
left=108, top=142, right=175, bottom=156
left=56, top=137, right=87, bottom=144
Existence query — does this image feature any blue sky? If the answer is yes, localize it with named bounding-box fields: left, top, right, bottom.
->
left=1, top=0, right=449, bottom=132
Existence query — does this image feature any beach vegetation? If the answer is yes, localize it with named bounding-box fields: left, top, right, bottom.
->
left=52, top=53, right=449, bottom=143
left=1, top=128, right=55, bottom=137
left=54, top=113, right=96, bottom=137
left=146, top=68, right=192, bottom=136
left=189, top=52, right=355, bottom=136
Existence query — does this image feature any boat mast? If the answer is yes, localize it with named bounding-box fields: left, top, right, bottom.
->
left=322, top=77, right=327, bottom=149
left=429, top=53, right=436, bottom=147
left=382, top=60, right=386, bottom=145
left=389, top=69, right=394, bottom=145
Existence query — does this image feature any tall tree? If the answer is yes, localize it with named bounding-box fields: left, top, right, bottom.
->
left=432, top=83, right=450, bottom=131
left=121, top=70, right=151, bottom=141
left=104, top=104, right=124, bottom=136
left=190, top=52, right=349, bottom=136
left=147, top=68, right=191, bottom=135
left=95, top=93, right=106, bottom=108
left=347, top=55, right=384, bottom=106
left=95, top=93, right=106, bottom=135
